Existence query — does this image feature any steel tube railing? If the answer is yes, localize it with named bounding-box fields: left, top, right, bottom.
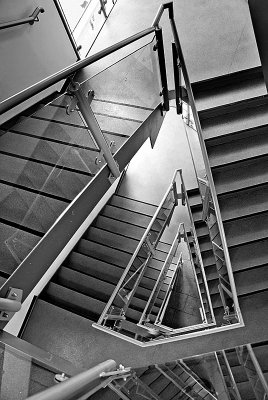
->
left=139, top=224, right=183, bottom=327
left=26, top=360, right=117, bottom=400
left=168, top=10, right=242, bottom=323
left=155, top=252, right=182, bottom=325
left=179, top=170, right=215, bottom=324
left=0, top=26, right=155, bottom=115
left=97, top=169, right=180, bottom=326
left=0, top=7, right=45, bottom=31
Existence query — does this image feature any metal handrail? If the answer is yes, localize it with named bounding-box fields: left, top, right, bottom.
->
left=155, top=252, right=182, bottom=325
left=221, top=350, right=242, bottom=400
left=166, top=3, right=242, bottom=324
left=138, top=223, right=184, bottom=327
left=97, top=169, right=180, bottom=326
left=0, top=7, right=45, bottom=31
left=0, top=26, right=155, bottom=115
left=179, top=171, right=215, bottom=325
left=25, top=360, right=128, bottom=400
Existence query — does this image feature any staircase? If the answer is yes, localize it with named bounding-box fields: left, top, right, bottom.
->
left=0, top=93, right=152, bottom=281
left=20, top=193, right=180, bottom=346
left=184, top=66, right=268, bottom=329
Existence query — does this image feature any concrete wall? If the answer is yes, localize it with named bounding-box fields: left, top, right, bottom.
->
left=0, top=0, right=78, bottom=123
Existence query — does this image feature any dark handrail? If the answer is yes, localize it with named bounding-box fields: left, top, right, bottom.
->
left=0, top=26, right=154, bottom=115
left=152, top=2, right=173, bottom=28
left=0, top=7, right=45, bottom=31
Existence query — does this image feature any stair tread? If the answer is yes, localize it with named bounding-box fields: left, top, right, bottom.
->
left=76, top=238, right=132, bottom=268
left=213, top=155, right=268, bottom=195
left=0, top=182, right=67, bottom=234
left=41, top=281, right=105, bottom=321
left=201, top=264, right=268, bottom=296
left=102, top=204, right=153, bottom=228
left=109, top=195, right=158, bottom=216
left=218, top=184, right=268, bottom=221
left=90, top=98, right=152, bottom=121
left=53, top=266, right=115, bottom=300
left=0, top=221, right=40, bottom=275
left=0, top=131, right=99, bottom=174
left=200, top=96, right=268, bottom=141
left=0, top=152, right=91, bottom=201
left=229, top=239, right=268, bottom=272
left=193, top=67, right=266, bottom=112
left=35, top=104, right=141, bottom=136
left=64, top=251, right=171, bottom=290
left=94, top=215, right=145, bottom=240
left=224, top=211, right=268, bottom=248
left=208, top=125, right=268, bottom=168
left=12, top=117, right=98, bottom=150
left=234, top=264, right=268, bottom=296
left=85, top=226, right=141, bottom=254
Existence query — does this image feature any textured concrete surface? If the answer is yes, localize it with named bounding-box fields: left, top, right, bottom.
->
left=88, top=0, right=260, bottom=83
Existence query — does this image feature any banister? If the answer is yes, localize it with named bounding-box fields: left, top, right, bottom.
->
left=0, top=7, right=45, bottom=31
left=0, top=26, right=155, bottom=115
left=25, top=359, right=119, bottom=400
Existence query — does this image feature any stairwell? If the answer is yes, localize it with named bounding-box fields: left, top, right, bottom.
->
left=0, top=91, right=152, bottom=281
left=189, top=65, right=268, bottom=327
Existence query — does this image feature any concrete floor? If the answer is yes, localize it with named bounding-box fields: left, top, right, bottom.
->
left=88, top=0, right=260, bottom=84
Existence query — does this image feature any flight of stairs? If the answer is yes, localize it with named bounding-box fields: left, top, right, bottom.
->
left=185, top=66, right=268, bottom=329
left=0, top=93, right=152, bottom=283
left=20, top=193, right=179, bottom=343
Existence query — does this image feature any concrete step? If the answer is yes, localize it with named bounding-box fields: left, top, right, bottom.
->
left=0, top=152, right=91, bottom=202
left=0, top=221, right=40, bottom=276
left=229, top=238, right=268, bottom=273
left=94, top=215, right=145, bottom=240
left=0, top=131, right=99, bottom=175
left=34, top=104, right=141, bottom=137
left=192, top=67, right=265, bottom=112
left=12, top=117, right=98, bottom=150
left=109, top=194, right=157, bottom=216
left=218, top=184, right=268, bottom=221
left=102, top=204, right=153, bottom=228
left=208, top=125, right=268, bottom=168
left=213, top=154, right=268, bottom=195
left=224, top=211, right=268, bottom=248
left=200, top=95, right=268, bottom=141
left=0, top=182, right=67, bottom=234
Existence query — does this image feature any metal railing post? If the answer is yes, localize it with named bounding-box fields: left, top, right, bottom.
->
left=154, top=27, right=169, bottom=111
left=172, top=42, right=182, bottom=114
left=68, top=81, right=120, bottom=181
